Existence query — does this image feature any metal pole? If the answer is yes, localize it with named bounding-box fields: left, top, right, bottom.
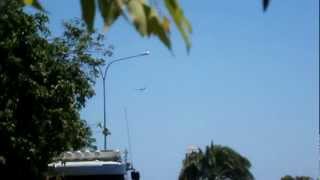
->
left=100, top=51, right=150, bottom=151
left=103, top=78, right=107, bottom=150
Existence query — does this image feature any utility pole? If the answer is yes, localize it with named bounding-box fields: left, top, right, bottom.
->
left=98, top=51, right=150, bottom=150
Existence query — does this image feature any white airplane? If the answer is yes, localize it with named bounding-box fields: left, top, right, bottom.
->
left=135, top=87, right=147, bottom=91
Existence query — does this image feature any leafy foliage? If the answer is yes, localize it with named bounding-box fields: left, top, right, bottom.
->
left=281, top=175, right=313, bottom=180
left=21, top=0, right=272, bottom=52
left=179, top=142, right=254, bottom=180
left=0, top=1, right=104, bottom=179
left=22, top=0, right=190, bottom=52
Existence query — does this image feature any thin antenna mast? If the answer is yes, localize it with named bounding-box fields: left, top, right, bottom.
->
left=124, top=107, right=134, bottom=167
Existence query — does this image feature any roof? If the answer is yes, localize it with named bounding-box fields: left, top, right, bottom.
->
left=53, top=150, right=122, bottom=162
left=47, top=150, right=126, bottom=176
left=48, top=161, right=126, bottom=176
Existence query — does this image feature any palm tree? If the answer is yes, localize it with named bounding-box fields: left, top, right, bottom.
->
left=179, top=142, right=254, bottom=180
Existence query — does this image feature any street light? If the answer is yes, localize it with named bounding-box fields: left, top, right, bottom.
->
left=98, top=51, right=150, bottom=151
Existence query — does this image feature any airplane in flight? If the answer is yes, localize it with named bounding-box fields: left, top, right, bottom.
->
left=135, top=87, right=147, bottom=91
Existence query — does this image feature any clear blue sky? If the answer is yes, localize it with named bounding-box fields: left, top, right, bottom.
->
left=36, top=0, right=319, bottom=179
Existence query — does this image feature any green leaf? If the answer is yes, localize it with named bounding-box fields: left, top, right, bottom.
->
left=23, top=0, right=33, bottom=5
left=31, top=0, right=44, bottom=11
left=127, top=0, right=147, bottom=35
left=164, top=0, right=192, bottom=52
left=80, top=0, right=96, bottom=31
left=144, top=5, right=171, bottom=50
left=162, top=17, right=170, bottom=33
left=98, top=0, right=122, bottom=31
left=22, top=0, right=44, bottom=11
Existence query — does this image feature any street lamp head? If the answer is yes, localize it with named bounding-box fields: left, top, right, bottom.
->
left=141, top=50, right=150, bottom=56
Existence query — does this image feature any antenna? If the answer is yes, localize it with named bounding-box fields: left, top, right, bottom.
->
left=124, top=107, right=134, bottom=167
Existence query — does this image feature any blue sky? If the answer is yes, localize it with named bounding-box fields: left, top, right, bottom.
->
left=37, top=0, right=319, bottom=179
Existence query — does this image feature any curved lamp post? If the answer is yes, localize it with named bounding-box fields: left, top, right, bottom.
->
left=98, top=51, right=150, bottom=151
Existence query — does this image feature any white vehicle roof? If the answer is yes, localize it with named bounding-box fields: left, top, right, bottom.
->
left=49, top=160, right=126, bottom=176
left=48, top=150, right=127, bottom=176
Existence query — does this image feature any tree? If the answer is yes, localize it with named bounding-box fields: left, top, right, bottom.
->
left=281, top=175, right=313, bottom=180
left=179, top=142, right=254, bottom=180
left=21, top=0, right=271, bottom=52
left=0, top=1, right=104, bottom=179
left=282, top=175, right=296, bottom=180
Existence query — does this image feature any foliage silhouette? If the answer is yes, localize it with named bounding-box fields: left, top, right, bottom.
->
left=0, top=1, right=105, bottom=179
left=179, top=142, right=254, bottom=180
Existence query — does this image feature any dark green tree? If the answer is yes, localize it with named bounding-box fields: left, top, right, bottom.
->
left=179, top=142, right=254, bottom=180
left=0, top=1, right=104, bottom=179
left=282, top=175, right=296, bottom=180
left=281, top=175, right=313, bottom=180
left=295, top=177, right=313, bottom=180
